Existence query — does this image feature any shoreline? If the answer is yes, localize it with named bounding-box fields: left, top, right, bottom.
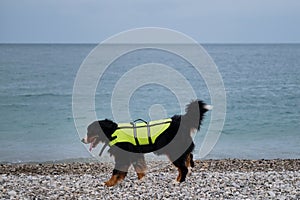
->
left=1, top=159, right=299, bottom=199
left=1, top=159, right=300, bottom=175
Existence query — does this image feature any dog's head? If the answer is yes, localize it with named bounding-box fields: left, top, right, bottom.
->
left=81, top=119, right=118, bottom=151
left=184, top=100, right=212, bottom=130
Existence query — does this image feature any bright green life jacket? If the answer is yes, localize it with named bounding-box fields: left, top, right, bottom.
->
left=109, top=118, right=172, bottom=146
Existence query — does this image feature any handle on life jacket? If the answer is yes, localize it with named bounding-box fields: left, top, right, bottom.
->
left=132, top=118, right=148, bottom=124
left=131, top=119, right=153, bottom=145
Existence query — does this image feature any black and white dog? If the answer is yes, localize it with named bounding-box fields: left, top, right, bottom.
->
left=82, top=100, right=212, bottom=186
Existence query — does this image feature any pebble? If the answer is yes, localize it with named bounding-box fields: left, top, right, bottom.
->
left=8, top=190, right=17, bottom=196
left=0, top=159, right=299, bottom=199
left=268, top=191, right=276, bottom=197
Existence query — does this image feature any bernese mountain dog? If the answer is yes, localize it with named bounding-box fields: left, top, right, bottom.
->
left=81, top=100, right=212, bottom=186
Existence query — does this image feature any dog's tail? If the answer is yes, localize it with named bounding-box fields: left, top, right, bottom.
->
left=183, top=100, right=212, bottom=130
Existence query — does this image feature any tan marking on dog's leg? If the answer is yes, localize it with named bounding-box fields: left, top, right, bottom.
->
left=116, top=173, right=126, bottom=183
left=105, top=172, right=127, bottom=187
left=133, top=164, right=147, bottom=180
left=185, top=153, right=191, bottom=168
left=185, top=153, right=192, bottom=176
left=137, top=172, right=146, bottom=180
left=176, top=168, right=182, bottom=182
left=105, top=175, right=118, bottom=187
left=133, top=157, right=147, bottom=180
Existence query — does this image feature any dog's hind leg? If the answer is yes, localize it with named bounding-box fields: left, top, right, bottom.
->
left=185, top=153, right=194, bottom=177
left=189, top=153, right=195, bottom=168
left=185, top=153, right=193, bottom=168
left=172, top=156, right=188, bottom=182
left=168, top=143, right=194, bottom=182
left=132, top=154, right=147, bottom=180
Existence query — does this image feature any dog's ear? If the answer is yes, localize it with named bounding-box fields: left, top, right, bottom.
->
left=102, top=119, right=118, bottom=129
left=98, top=119, right=118, bottom=136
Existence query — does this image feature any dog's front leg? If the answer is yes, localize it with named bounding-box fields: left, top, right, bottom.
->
left=105, top=169, right=128, bottom=187
left=132, top=155, right=147, bottom=180
left=105, top=156, right=130, bottom=187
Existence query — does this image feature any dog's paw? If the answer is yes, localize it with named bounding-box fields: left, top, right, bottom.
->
left=104, top=180, right=116, bottom=187
left=187, top=168, right=192, bottom=176
left=172, top=179, right=180, bottom=185
left=137, top=172, right=146, bottom=180
left=97, top=182, right=106, bottom=187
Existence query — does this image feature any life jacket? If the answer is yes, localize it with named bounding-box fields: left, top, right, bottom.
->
left=109, top=118, right=172, bottom=146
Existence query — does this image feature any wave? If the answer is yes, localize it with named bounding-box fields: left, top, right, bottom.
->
left=0, top=103, right=30, bottom=108
left=2, top=92, right=72, bottom=98
left=0, top=157, right=96, bottom=164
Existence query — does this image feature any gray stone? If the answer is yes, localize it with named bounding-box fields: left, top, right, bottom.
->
left=8, top=190, right=17, bottom=196
left=268, top=191, right=276, bottom=197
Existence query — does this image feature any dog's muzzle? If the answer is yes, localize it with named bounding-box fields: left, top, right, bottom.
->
left=81, top=138, right=88, bottom=144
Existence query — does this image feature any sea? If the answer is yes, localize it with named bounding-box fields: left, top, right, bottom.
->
left=0, top=44, right=299, bottom=163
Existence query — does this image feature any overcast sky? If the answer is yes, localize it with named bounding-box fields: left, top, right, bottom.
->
left=1, top=0, right=300, bottom=43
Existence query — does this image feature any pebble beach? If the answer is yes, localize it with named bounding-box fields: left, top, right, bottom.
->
left=0, top=159, right=299, bottom=199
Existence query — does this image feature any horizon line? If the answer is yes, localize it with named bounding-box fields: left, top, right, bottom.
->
left=1, top=42, right=300, bottom=45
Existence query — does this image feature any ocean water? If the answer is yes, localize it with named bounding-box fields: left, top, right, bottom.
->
left=0, top=44, right=299, bottom=163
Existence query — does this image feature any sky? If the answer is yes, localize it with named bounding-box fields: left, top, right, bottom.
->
left=1, top=0, right=300, bottom=43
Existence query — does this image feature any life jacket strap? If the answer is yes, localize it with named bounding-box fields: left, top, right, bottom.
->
left=147, top=125, right=152, bottom=145
left=130, top=122, right=140, bottom=146
left=131, top=119, right=153, bottom=145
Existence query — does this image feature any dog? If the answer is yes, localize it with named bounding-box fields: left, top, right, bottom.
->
left=81, top=100, right=212, bottom=186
